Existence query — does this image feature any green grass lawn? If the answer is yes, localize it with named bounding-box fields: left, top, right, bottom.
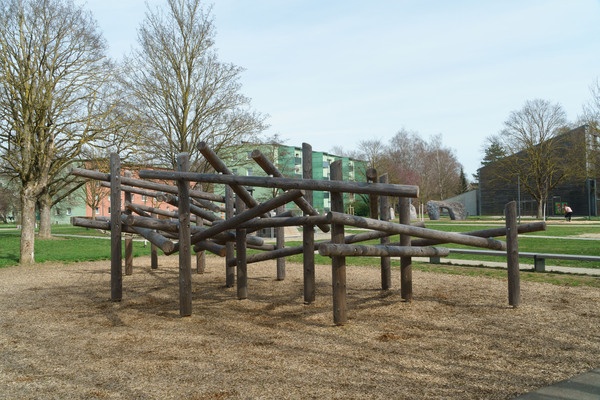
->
left=0, top=226, right=152, bottom=267
left=1, top=221, right=599, bottom=288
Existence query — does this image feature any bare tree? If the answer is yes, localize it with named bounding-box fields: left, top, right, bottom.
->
left=419, top=134, right=462, bottom=201
left=356, top=139, right=386, bottom=170
left=496, top=99, right=577, bottom=218
left=124, top=0, right=268, bottom=172
left=0, top=0, right=114, bottom=263
left=581, top=79, right=600, bottom=132
left=580, top=79, right=600, bottom=179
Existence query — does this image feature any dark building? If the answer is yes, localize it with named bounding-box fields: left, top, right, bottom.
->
left=478, top=125, right=599, bottom=218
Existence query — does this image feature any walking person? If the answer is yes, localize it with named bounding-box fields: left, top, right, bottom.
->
left=564, top=204, right=573, bottom=222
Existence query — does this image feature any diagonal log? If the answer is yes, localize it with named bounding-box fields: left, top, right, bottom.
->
left=251, top=149, right=330, bottom=233
left=410, top=221, right=547, bottom=247
left=197, top=141, right=264, bottom=215
left=326, top=211, right=507, bottom=251
left=189, top=189, right=305, bottom=245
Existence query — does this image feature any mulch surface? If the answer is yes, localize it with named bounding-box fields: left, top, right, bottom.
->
left=1, top=256, right=599, bottom=399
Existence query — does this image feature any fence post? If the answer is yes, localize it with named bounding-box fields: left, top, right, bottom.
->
left=276, top=205, right=286, bottom=280
left=399, top=197, right=412, bottom=302
left=225, top=186, right=235, bottom=288
left=177, top=153, right=192, bottom=317
left=330, top=160, right=347, bottom=325
left=505, top=201, right=520, bottom=307
left=110, top=153, right=122, bottom=302
left=379, top=173, right=391, bottom=290
left=124, top=171, right=133, bottom=276
left=236, top=195, right=248, bottom=300
left=302, top=143, right=316, bottom=304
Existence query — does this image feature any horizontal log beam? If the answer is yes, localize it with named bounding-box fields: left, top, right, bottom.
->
left=236, top=215, right=330, bottom=229
left=138, top=170, right=419, bottom=198
left=226, top=246, right=304, bottom=267
left=318, top=243, right=450, bottom=257
left=71, top=167, right=225, bottom=202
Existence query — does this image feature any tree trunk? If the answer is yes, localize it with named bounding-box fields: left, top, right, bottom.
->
left=38, top=192, right=52, bottom=239
left=20, top=189, right=37, bottom=265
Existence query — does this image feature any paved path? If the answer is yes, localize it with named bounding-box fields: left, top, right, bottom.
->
left=411, top=257, right=600, bottom=276
left=513, top=368, right=600, bottom=399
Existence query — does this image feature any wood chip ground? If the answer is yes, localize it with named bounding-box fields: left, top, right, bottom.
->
left=1, top=256, right=599, bottom=399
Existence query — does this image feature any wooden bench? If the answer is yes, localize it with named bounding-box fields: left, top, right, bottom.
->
left=430, top=248, right=600, bottom=272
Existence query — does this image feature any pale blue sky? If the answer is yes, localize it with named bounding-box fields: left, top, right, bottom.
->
left=81, top=0, right=600, bottom=178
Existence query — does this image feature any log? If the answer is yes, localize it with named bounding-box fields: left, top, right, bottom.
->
left=505, top=201, right=520, bottom=307
left=197, top=141, right=264, bottom=216
left=130, top=226, right=175, bottom=254
left=251, top=149, right=330, bottom=233
left=302, top=143, right=315, bottom=305
left=189, top=189, right=304, bottom=244
left=235, top=196, right=248, bottom=300
left=246, top=243, right=276, bottom=251
left=318, top=244, right=450, bottom=257
left=110, top=153, right=122, bottom=302
left=325, top=212, right=507, bottom=251
left=177, top=153, right=193, bottom=317
left=193, top=240, right=226, bottom=257
left=156, top=192, right=220, bottom=222
left=71, top=167, right=225, bottom=202
left=100, top=181, right=160, bottom=200
left=124, top=183, right=133, bottom=276
left=71, top=217, right=109, bottom=230
left=330, top=161, right=347, bottom=326
left=379, top=173, right=391, bottom=290
left=138, top=169, right=420, bottom=198
left=399, top=198, right=412, bottom=302
left=122, top=214, right=264, bottom=247
left=226, top=246, right=303, bottom=267
left=410, top=221, right=547, bottom=246
left=276, top=205, right=285, bottom=281
left=343, top=230, right=394, bottom=244
left=224, top=186, right=235, bottom=288
left=235, top=215, right=330, bottom=229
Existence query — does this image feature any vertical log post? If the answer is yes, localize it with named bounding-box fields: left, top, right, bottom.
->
left=379, top=173, right=391, bottom=290
left=235, top=195, right=248, bottom=299
left=196, top=215, right=206, bottom=274
left=367, top=168, right=378, bottom=220
left=177, top=153, right=192, bottom=317
left=276, top=205, right=285, bottom=281
left=505, top=201, right=520, bottom=307
left=302, top=143, right=316, bottom=304
left=399, top=197, right=412, bottom=302
left=124, top=171, right=133, bottom=276
left=150, top=211, right=158, bottom=270
left=330, top=160, right=347, bottom=325
left=110, top=153, right=122, bottom=302
left=225, top=186, right=235, bottom=288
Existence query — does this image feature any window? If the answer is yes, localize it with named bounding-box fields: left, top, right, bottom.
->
left=66, top=208, right=72, bottom=216
left=246, top=168, right=253, bottom=176
left=55, top=208, right=61, bottom=216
